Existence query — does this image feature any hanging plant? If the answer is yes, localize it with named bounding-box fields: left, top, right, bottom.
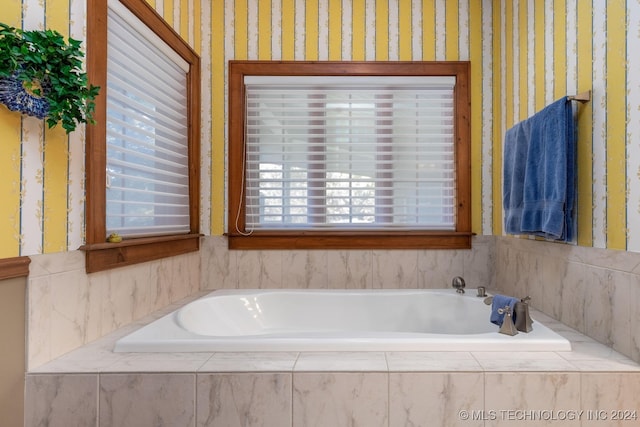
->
left=0, top=22, right=100, bottom=133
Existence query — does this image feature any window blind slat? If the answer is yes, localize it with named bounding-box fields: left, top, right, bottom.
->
left=108, top=59, right=187, bottom=108
left=106, top=3, right=190, bottom=237
left=243, top=75, right=457, bottom=230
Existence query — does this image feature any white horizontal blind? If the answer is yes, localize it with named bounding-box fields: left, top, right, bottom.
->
left=244, top=75, right=457, bottom=230
left=106, top=2, right=190, bottom=237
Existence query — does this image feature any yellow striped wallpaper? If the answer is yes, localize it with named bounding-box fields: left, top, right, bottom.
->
left=0, top=0, right=200, bottom=257
left=497, top=0, right=637, bottom=251
left=210, top=0, right=487, bottom=235
left=1, top=0, right=640, bottom=257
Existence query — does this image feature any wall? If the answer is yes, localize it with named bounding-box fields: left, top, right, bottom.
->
left=6, top=0, right=640, bottom=368
left=27, top=249, right=200, bottom=368
left=0, top=0, right=205, bottom=258
left=492, top=0, right=640, bottom=366
left=497, top=0, right=640, bottom=252
left=201, top=235, right=494, bottom=291
left=0, top=276, right=26, bottom=426
left=204, top=0, right=495, bottom=237
left=0, top=0, right=497, bottom=255
left=2, top=1, right=640, bottom=251
left=495, top=236, right=640, bottom=364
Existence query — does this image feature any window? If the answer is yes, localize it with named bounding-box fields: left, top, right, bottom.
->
left=84, top=0, right=200, bottom=272
left=106, top=0, right=192, bottom=237
left=228, top=61, right=470, bottom=250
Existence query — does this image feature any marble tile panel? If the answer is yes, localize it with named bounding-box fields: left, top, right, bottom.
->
left=327, top=250, right=372, bottom=289
left=389, top=372, right=484, bottom=427
left=294, top=351, right=388, bottom=372
left=541, top=253, right=567, bottom=320
left=493, top=240, right=513, bottom=294
left=200, top=235, right=238, bottom=290
left=282, top=250, right=328, bottom=288
left=50, top=270, right=91, bottom=360
left=96, top=268, right=137, bottom=336
left=197, top=373, right=291, bottom=427
left=107, top=352, right=212, bottom=372
left=373, top=250, right=418, bottom=289
left=418, top=249, right=464, bottom=289
left=472, top=351, right=577, bottom=371
left=99, top=373, right=195, bottom=427
left=568, top=358, right=640, bottom=372
left=293, top=372, right=388, bottom=427
left=160, top=252, right=200, bottom=303
left=484, top=372, right=581, bottom=427
left=462, top=236, right=496, bottom=290
left=199, top=352, right=298, bottom=372
left=583, top=267, right=631, bottom=356
left=186, top=251, right=202, bottom=294
left=385, top=351, right=482, bottom=372
left=28, top=250, right=85, bottom=277
left=581, top=373, right=640, bottom=426
left=608, top=271, right=632, bottom=358
left=519, top=251, right=543, bottom=309
left=495, top=246, right=535, bottom=303
left=29, top=354, right=119, bottom=373
left=630, top=274, right=640, bottom=363
left=153, top=258, right=179, bottom=313
left=557, top=340, right=631, bottom=362
left=25, top=374, right=98, bottom=427
left=29, top=333, right=125, bottom=374
left=27, top=275, right=52, bottom=370
left=237, top=250, right=283, bottom=289
left=84, top=275, right=105, bottom=344
left=559, top=261, right=586, bottom=333
left=569, top=243, right=640, bottom=274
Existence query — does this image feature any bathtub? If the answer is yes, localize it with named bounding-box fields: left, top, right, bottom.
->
left=114, top=289, right=571, bottom=352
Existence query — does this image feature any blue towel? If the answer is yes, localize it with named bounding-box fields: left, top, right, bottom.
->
left=503, top=120, right=531, bottom=234
left=503, top=97, right=576, bottom=241
left=490, top=294, right=519, bottom=326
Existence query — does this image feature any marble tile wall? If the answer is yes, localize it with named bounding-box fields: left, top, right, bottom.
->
left=27, top=250, right=200, bottom=369
left=25, top=291, right=640, bottom=426
left=26, top=233, right=640, bottom=381
left=494, top=236, right=640, bottom=364
left=200, top=235, right=496, bottom=291
left=25, top=368, right=640, bottom=427
left=25, top=235, right=491, bottom=371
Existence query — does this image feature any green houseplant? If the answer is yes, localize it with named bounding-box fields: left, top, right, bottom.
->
left=0, top=22, right=100, bottom=133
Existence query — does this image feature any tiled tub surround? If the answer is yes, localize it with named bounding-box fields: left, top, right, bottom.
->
left=27, top=298, right=640, bottom=427
left=200, top=235, right=496, bottom=291
left=27, top=250, right=200, bottom=370
left=25, top=235, right=494, bottom=370
left=24, top=234, right=640, bottom=425
left=494, top=236, right=640, bottom=365
left=28, top=234, right=640, bottom=370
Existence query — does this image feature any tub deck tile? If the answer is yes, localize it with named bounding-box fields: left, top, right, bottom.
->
left=28, top=303, right=640, bottom=375
left=293, top=351, right=388, bottom=372
left=471, top=351, right=579, bottom=371
left=386, top=351, right=483, bottom=372
left=199, top=352, right=299, bottom=372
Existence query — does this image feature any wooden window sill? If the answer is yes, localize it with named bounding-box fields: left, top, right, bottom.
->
left=228, top=231, right=473, bottom=250
left=80, top=233, right=201, bottom=273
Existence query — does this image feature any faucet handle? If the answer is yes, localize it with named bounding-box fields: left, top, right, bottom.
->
left=451, top=276, right=466, bottom=294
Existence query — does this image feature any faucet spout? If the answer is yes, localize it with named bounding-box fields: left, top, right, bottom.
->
left=451, top=276, right=466, bottom=294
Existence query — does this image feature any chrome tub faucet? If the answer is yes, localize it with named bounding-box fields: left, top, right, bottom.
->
left=452, top=276, right=466, bottom=294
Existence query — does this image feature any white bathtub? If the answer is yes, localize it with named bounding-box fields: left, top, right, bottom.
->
left=114, top=289, right=572, bottom=352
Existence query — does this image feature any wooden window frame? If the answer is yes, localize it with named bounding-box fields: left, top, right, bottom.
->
left=82, top=0, right=201, bottom=273
left=228, top=61, right=471, bottom=250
